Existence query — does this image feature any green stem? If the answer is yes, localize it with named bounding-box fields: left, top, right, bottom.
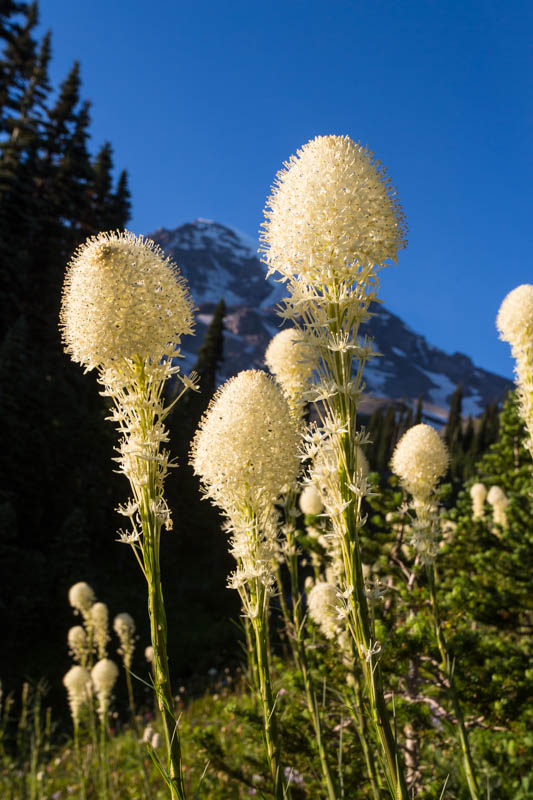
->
left=285, top=528, right=338, bottom=800
left=427, top=566, right=481, bottom=800
left=250, top=582, right=287, bottom=800
left=344, top=684, right=383, bottom=800
left=146, top=561, right=186, bottom=800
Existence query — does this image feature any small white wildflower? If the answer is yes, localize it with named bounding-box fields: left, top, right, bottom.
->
left=359, top=640, right=382, bottom=663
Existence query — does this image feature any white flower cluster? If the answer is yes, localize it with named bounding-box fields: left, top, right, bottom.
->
left=391, top=424, right=449, bottom=503
left=91, top=658, right=119, bottom=720
left=60, top=230, right=195, bottom=372
left=260, top=136, right=405, bottom=538
left=68, top=582, right=95, bottom=619
left=265, top=328, right=317, bottom=420
left=68, top=626, right=89, bottom=666
left=469, top=482, right=487, bottom=520
left=91, top=602, right=110, bottom=660
left=391, top=424, right=449, bottom=563
left=191, top=370, right=300, bottom=609
left=497, top=284, right=533, bottom=456
left=487, top=485, right=508, bottom=528
left=191, top=370, right=300, bottom=517
left=63, top=666, right=92, bottom=726
left=261, top=135, right=406, bottom=286
left=60, top=231, right=198, bottom=545
left=114, top=612, right=136, bottom=670
left=307, top=581, right=340, bottom=639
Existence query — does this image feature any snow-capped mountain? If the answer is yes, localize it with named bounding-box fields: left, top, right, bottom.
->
left=148, top=219, right=512, bottom=418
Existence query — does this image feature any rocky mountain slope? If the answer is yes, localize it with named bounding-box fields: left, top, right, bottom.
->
left=148, top=219, right=512, bottom=418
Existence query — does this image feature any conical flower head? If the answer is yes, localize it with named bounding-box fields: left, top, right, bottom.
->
left=68, top=582, right=95, bottom=615
left=63, top=665, right=92, bottom=725
left=265, top=328, right=317, bottom=418
left=91, top=658, right=119, bottom=719
left=60, top=231, right=195, bottom=372
left=308, top=581, right=339, bottom=639
left=261, top=135, right=406, bottom=285
left=496, top=284, right=533, bottom=352
left=391, top=424, right=449, bottom=501
left=469, top=482, right=487, bottom=520
left=190, top=370, right=301, bottom=515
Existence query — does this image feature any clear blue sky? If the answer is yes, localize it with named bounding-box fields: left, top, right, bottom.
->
left=37, top=0, right=532, bottom=380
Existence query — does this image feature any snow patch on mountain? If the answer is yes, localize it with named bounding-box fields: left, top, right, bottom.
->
left=147, top=219, right=512, bottom=417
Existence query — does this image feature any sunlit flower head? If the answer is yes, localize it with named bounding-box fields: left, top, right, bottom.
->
left=496, top=284, right=533, bottom=352
left=91, top=658, right=119, bottom=719
left=391, top=424, right=449, bottom=501
left=299, top=484, right=324, bottom=516
left=60, top=230, right=195, bottom=372
left=68, top=582, right=95, bottom=616
left=63, top=666, right=92, bottom=726
left=261, top=135, right=406, bottom=286
left=307, top=581, right=339, bottom=639
left=265, top=328, right=317, bottom=417
left=190, top=370, right=300, bottom=516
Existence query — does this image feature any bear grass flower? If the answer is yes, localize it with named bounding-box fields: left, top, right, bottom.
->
left=191, top=369, right=300, bottom=799
left=68, top=626, right=89, bottom=666
left=391, top=424, right=449, bottom=504
left=265, top=328, right=317, bottom=421
left=299, top=484, right=324, bottom=516
left=261, top=135, right=409, bottom=798
left=391, top=424, right=449, bottom=563
left=63, top=666, right=92, bottom=727
left=114, top=612, right=136, bottom=670
left=469, top=483, right=487, bottom=520
left=91, top=659, right=119, bottom=722
left=91, top=602, right=110, bottom=660
left=308, top=581, right=340, bottom=640
left=191, top=370, right=300, bottom=527
left=487, top=485, right=509, bottom=528
left=261, top=134, right=406, bottom=286
left=68, top=582, right=95, bottom=618
left=60, top=230, right=195, bottom=800
left=497, top=284, right=533, bottom=456
left=60, top=230, right=194, bottom=373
